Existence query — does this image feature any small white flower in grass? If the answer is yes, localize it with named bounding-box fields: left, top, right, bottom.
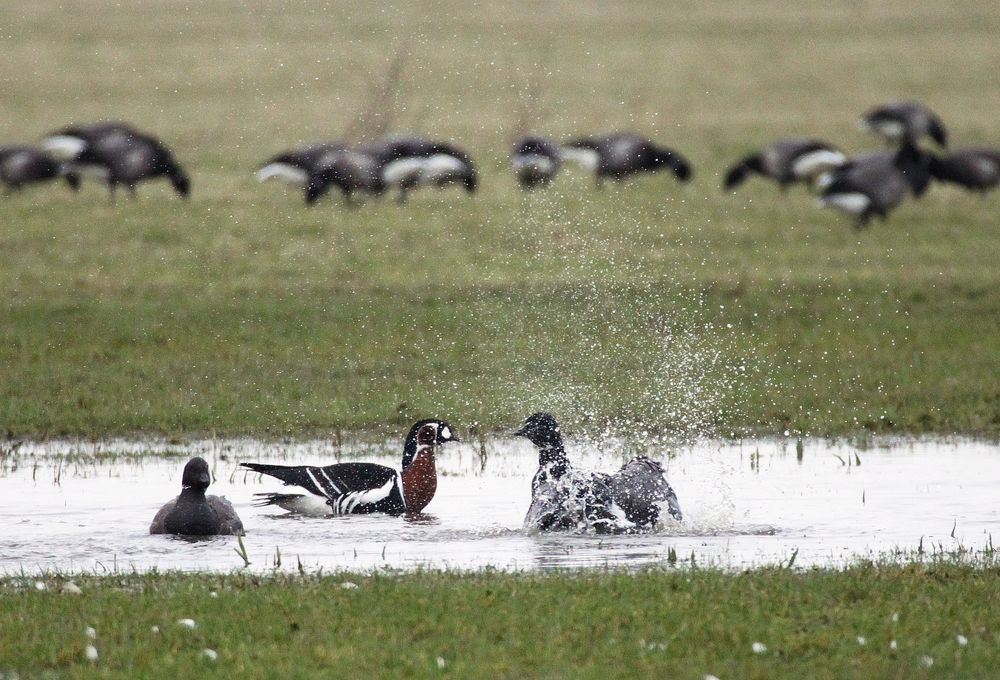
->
left=34, top=581, right=46, bottom=591
left=62, top=581, right=82, bottom=595
left=751, top=642, right=767, bottom=654
left=202, top=649, right=218, bottom=661
left=705, top=675, right=722, bottom=680
left=84, top=645, right=98, bottom=662
left=209, top=591, right=218, bottom=598
left=956, top=634, right=968, bottom=646
left=436, top=656, right=446, bottom=669
left=150, top=625, right=160, bottom=634
left=920, top=655, right=934, bottom=668
left=85, top=627, right=96, bottom=639
left=856, top=636, right=866, bottom=646
left=340, top=581, right=358, bottom=590
left=891, top=612, right=899, bottom=623
left=889, top=640, right=898, bottom=650
left=177, top=619, right=196, bottom=629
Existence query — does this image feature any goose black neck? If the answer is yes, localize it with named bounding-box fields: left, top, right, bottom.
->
left=539, top=444, right=570, bottom=478
left=179, top=487, right=207, bottom=502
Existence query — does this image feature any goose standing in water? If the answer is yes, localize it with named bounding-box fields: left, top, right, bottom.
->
left=150, top=457, right=244, bottom=536
left=514, top=412, right=682, bottom=534
left=243, top=419, right=459, bottom=516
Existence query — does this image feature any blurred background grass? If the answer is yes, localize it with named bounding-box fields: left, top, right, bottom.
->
left=1, top=0, right=998, bottom=438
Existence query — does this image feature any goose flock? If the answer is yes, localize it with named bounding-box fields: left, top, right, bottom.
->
left=2, top=100, right=996, bottom=228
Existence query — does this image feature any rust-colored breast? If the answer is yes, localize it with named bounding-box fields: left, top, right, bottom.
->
left=401, top=446, right=438, bottom=513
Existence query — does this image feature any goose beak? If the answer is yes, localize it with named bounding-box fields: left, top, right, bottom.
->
left=513, top=424, right=529, bottom=438
left=199, top=472, right=211, bottom=485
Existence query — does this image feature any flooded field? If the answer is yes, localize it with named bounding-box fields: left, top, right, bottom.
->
left=1, top=437, right=996, bottom=574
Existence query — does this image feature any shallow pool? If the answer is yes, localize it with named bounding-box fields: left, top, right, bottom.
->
left=1, top=437, right=996, bottom=573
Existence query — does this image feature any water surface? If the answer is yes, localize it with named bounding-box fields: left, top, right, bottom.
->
left=1, top=437, right=996, bottom=573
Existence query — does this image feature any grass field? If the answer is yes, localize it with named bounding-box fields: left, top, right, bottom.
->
left=2, top=0, right=999, bottom=439
left=3, top=562, right=1000, bottom=678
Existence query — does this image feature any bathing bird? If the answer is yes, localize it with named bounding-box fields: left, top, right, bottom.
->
left=510, top=136, right=563, bottom=189
left=0, top=145, right=79, bottom=193
left=816, top=142, right=933, bottom=227
left=243, top=419, right=459, bottom=516
left=561, top=132, right=692, bottom=187
left=514, top=412, right=682, bottom=533
left=257, top=142, right=381, bottom=205
left=723, top=138, right=846, bottom=192
left=150, top=457, right=244, bottom=536
left=928, top=147, right=1000, bottom=193
left=43, top=121, right=190, bottom=199
left=859, top=100, right=948, bottom=148
left=356, top=136, right=478, bottom=204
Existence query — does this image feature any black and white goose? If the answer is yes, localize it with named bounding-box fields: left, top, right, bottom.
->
left=243, top=419, right=459, bottom=516
left=357, top=136, right=477, bottom=203
left=0, top=145, right=79, bottom=193
left=150, top=457, right=244, bottom=536
left=510, top=136, right=563, bottom=189
left=43, top=121, right=190, bottom=199
left=816, top=142, right=933, bottom=227
left=928, top=147, right=1000, bottom=193
left=561, top=132, right=692, bottom=187
left=723, top=138, right=846, bottom=192
left=256, top=142, right=381, bottom=205
left=514, top=413, right=682, bottom=534
left=859, top=100, right=948, bottom=148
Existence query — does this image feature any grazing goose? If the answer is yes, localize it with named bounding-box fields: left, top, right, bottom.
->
left=150, top=457, right=244, bottom=536
left=514, top=413, right=682, bottom=534
left=817, top=143, right=932, bottom=227
left=43, top=121, right=190, bottom=199
left=358, top=136, right=478, bottom=203
left=561, top=132, right=692, bottom=187
left=0, top=145, right=79, bottom=193
left=257, top=143, right=381, bottom=205
left=243, top=419, right=459, bottom=516
left=928, top=147, right=1000, bottom=193
left=859, top=100, right=948, bottom=147
left=723, top=138, right=846, bottom=192
left=510, top=136, right=563, bottom=189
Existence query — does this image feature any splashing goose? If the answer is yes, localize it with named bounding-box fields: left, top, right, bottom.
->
left=514, top=412, right=682, bottom=533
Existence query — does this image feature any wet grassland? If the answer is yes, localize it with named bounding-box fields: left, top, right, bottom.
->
left=2, top=0, right=999, bottom=439
left=3, top=562, right=1000, bottom=678
left=2, top=2, right=1000, bottom=676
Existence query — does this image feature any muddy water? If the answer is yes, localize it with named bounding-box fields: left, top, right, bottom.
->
left=0, top=438, right=996, bottom=573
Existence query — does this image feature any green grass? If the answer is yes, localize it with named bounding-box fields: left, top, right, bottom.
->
left=1, top=0, right=999, bottom=438
left=3, top=563, right=999, bottom=678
